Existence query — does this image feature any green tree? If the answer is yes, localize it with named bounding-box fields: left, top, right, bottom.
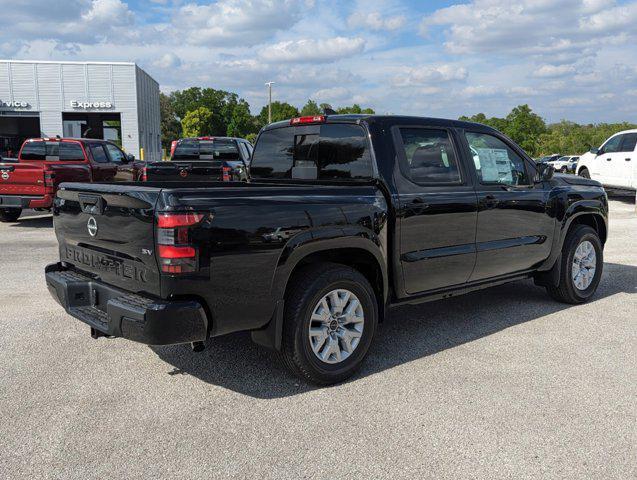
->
left=227, top=99, right=258, bottom=138
left=181, top=107, right=214, bottom=138
left=257, top=101, right=299, bottom=127
left=502, top=104, right=547, bottom=156
left=159, top=92, right=181, bottom=150
left=170, top=87, right=236, bottom=135
left=336, top=104, right=375, bottom=114
left=300, top=99, right=321, bottom=116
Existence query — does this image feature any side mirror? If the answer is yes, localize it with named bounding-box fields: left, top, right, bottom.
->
left=126, top=153, right=135, bottom=162
left=536, top=162, right=554, bottom=182
left=589, top=147, right=600, bottom=155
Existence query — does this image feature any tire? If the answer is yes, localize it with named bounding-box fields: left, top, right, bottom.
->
left=547, top=225, right=603, bottom=304
left=280, top=263, right=378, bottom=385
left=579, top=168, right=590, bottom=179
left=560, top=166, right=567, bottom=173
left=0, top=208, right=21, bottom=222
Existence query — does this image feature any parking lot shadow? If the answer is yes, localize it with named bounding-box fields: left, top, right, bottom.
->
left=151, top=261, right=636, bottom=399
left=9, top=215, right=52, bottom=228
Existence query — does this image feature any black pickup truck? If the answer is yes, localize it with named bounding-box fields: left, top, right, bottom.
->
left=141, top=137, right=252, bottom=182
left=45, top=114, right=608, bottom=384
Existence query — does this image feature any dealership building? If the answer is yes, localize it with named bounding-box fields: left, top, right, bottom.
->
left=0, top=60, right=161, bottom=161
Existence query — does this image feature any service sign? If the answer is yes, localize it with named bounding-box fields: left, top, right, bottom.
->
left=70, top=100, right=113, bottom=109
left=0, top=100, right=30, bottom=109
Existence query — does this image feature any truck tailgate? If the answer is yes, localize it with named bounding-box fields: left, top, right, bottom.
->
left=145, top=161, right=225, bottom=182
left=0, top=163, right=46, bottom=196
left=54, top=183, right=162, bottom=296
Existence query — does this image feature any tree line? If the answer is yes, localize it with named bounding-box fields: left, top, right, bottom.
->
left=459, top=105, right=636, bottom=157
left=160, top=87, right=375, bottom=147
left=160, top=87, right=635, bottom=157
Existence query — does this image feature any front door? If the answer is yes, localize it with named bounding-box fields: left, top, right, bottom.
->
left=462, top=130, right=554, bottom=281
left=104, top=143, right=135, bottom=181
left=395, top=126, right=478, bottom=294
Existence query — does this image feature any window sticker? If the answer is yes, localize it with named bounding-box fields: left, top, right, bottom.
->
left=475, top=148, right=512, bottom=183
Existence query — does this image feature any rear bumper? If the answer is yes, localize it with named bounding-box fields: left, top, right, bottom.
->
left=0, top=194, right=53, bottom=209
left=45, top=263, right=208, bottom=345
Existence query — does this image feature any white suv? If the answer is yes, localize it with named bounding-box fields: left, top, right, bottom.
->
left=577, top=129, right=637, bottom=191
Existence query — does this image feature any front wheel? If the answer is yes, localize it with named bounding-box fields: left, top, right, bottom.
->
left=547, top=225, right=603, bottom=304
left=280, top=263, right=378, bottom=385
left=0, top=208, right=21, bottom=222
left=578, top=168, right=590, bottom=179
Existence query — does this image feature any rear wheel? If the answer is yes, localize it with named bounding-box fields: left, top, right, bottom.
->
left=578, top=168, right=590, bottom=179
left=280, top=263, right=378, bottom=385
left=0, top=208, right=21, bottom=222
left=547, top=225, right=603, bottom=304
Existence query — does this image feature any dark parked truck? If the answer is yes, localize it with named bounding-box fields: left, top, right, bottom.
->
left=45, top=115, right=608, bottom=384
left=0, top=137, right=143, bottom=222
left=141, top=137, right=252, bottom=183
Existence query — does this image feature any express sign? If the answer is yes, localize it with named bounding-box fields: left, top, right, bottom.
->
left=70, top=101, right=113, bottom=109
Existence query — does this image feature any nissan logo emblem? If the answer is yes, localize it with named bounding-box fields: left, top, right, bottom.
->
left=87, top=216, right=98, bottom=237
left=1, top=171, right=8, bottom=180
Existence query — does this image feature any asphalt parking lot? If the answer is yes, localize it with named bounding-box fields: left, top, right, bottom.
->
left=1, top=198, right=635, bottom=479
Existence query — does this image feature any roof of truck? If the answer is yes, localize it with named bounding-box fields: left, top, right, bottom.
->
left=262, top=114, right=499, bottom=133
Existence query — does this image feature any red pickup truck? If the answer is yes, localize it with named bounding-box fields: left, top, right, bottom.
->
left=0, top=138, right=144, bottom=222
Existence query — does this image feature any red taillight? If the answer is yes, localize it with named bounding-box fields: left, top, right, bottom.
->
left=141, top=166, right=148, bottom=182
left=222, top=166, right=231, bottom=182
left=157, top=213, right=204, bottom=228
left=170, top=140, right=177, bottom=158
left=290, top=115, right=325, bottom=125
left=156, top=212, right=206, bottom=274
left=44, top=170, right=55, bottom=188
left=158, top=245, right=196, bottom=258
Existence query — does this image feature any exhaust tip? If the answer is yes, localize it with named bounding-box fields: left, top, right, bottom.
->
left=191, top=341, right=206, bottom=353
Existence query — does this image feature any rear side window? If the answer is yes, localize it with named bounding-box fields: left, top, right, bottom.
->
left=172, top=139, right=240, bottom=161
left=397, top=128, right=461, bottom=184
left=89, top=144, right=109, bottom=163
left=620, top=133, right=637, bottom=152
left=251, top=124, right=373, bottom=180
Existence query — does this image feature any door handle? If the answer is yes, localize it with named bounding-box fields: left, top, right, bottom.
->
left=606, top=158, right=612, bottom=161
left=406, top=197, right=430, bottom=213
left=626, top=158, right=631, bottom=161
left=483, top=195, right=499, bottom=208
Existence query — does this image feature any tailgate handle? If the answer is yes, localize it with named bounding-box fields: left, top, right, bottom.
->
left=78, top=194, right=105, bottom=215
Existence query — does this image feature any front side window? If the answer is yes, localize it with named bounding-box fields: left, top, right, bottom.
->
left=89, top=144, right=109, bottom=163
left=398, top=128, right=461, bottom=184
left=602, top=135, right=622, bottom=154
left=105, top=144, right=126, bottom=163
left=465, top=132, right=530, bottom=186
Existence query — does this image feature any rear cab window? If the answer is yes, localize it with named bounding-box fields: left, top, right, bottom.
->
left=172, top=139, right=240, bottom=161
left=20, top=141, right=85, bottom=161
left=250, top=123, right=373, bottom=180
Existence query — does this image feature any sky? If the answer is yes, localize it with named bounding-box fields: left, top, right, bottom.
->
left=1, top=0, right=636, bottom=123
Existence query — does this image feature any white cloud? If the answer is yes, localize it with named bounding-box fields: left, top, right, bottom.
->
left=312, top=86, right=351, bottom=102
left=259, top=37, right=365, bottom=63
left=348, top=11, right=406, bottom=31
left=174, top=0, right=305, bottom=47
left=533, top=64, right=577, bottom=78
left=393, top=64, right=468, bottom=87
left=152, top=53, right=182, bottom=69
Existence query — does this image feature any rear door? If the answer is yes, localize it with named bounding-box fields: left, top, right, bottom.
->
left=54, top=184, right=162, bottom=296
left=393, top=126, right=478, bottom=294
left=462, top=130, right=553, bottom=281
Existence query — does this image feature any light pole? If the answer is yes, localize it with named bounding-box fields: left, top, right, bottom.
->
left=265, top=81, right=275, bottom=124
